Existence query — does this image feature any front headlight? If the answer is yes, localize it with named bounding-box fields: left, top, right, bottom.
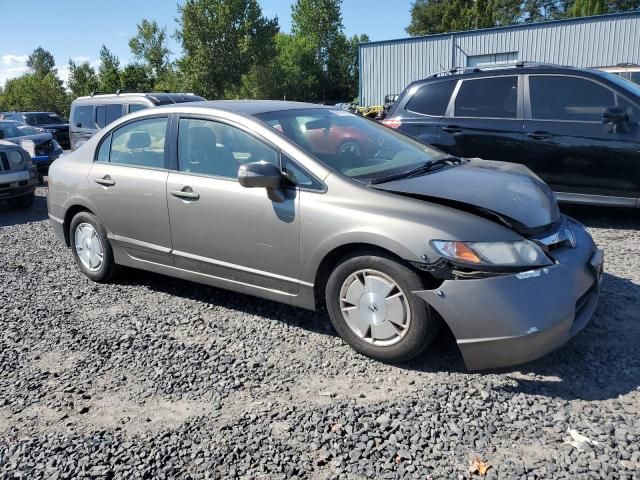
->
left=431, top=239, right=552, bottom=267
left=8, top=150, right=25, bottom=165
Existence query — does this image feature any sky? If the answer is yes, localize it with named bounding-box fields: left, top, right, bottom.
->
left=0, top=0, right=413, bottom=87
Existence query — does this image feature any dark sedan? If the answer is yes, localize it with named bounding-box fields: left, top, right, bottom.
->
left=0, top=121, right=64, bottom=175
left=3, top=112, right=70, bottom=149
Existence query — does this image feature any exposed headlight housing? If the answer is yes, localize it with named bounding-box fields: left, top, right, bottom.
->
left=431, top=239, right=552, bottom=268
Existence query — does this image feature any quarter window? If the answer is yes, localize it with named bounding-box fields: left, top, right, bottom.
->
left=95, top=104, right=124, bottom=128
left=109, top=117, right=167, bottom=169
left=129, top=104, right=148, bottom=113
left=454, top=77, right=518, bottom=118
left=177, top=118, right=278, bottom=179
left=529, top=76, right=615, bottom=122
left=72, top=105, right=94, bottom=129
left=406, top=81, right=456, bottom=116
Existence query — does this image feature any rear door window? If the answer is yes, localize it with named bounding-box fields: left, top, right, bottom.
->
left=128, top=104, right=148, bottom=113
left=72, top=105, right=94, bottom=129
left=529, top=75, right=615, bottom=122
left=95, top=104, right=124, bottom=128
left=406, top=81, right=456, bottom=116
left=110, top=117, right=168, bottom=169
left=454, top=76, right=518, bottom=118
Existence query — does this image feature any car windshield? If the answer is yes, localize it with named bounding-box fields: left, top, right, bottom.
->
left=255, top=108, right=446, bottom=181
left=24, top=113, right=65, bottom=125
left=0, top=122, right=41, bottom=138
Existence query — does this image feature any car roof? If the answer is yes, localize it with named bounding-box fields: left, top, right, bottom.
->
left=410, top=64, right=607, bottom=87
left=14, top=111, right=57, bottom=115
left=72, top=92, right=204, bottom=105
left=157, top=100, right=332, bottom=116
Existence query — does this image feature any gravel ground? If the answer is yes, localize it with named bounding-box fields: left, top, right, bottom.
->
left=1, top=187, right=639, bottom=479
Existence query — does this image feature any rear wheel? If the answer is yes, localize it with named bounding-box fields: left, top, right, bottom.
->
left=69, top=211, right=117, bottom=282
left=325, top=253, right=440, bottom=362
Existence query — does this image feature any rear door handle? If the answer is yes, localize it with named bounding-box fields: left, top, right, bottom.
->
left=527, top=131, right=552, bottom=140
left=170, top=188, right=200, bottom=200
left=442, top=125, right=462, bottom=134
left=94, top=176, right=115, bottom=187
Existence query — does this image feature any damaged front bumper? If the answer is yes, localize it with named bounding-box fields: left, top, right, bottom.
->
left=414, top=223, right=603, bottom=370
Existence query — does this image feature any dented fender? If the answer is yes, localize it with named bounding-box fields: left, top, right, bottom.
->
left=413, top=229, right=602, bottom=370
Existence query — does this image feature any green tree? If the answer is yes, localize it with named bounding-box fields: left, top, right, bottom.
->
left=571, top=0, right=606, bottom=16
left=176, top=0, right=279, bottom=99
left=129, top=19, right=172, bottom=78
left=27, top=47, right=57, bottom=78
left=2, top=74, right=69, bottom=116
left=67, top=60, right=99, bottom=97
left=120, top=64, right=154, bottom=92
left=98, top=45, right=121, bottom=93
left=291, top=0, right=343, bottom=66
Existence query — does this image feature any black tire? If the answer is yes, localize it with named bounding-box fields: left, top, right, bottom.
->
left=9, top=193, right=35, bottom=209
left=69, top=211, right=118, bottom=282
left=325, top=252, right=440, bottom=363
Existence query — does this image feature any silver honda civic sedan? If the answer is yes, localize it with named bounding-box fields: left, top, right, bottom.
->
left=47, top=101, right=603, bottom=370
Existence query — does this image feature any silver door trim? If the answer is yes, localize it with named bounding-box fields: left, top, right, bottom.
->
left=555, top=191, right=640, bottom=207
left=172, top=249, right=314, bottom=288
left=112, top=234, right=172, bottom=254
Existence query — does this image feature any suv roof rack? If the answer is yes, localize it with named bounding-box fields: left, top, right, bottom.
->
left=426, top=61, right=569, bottom=79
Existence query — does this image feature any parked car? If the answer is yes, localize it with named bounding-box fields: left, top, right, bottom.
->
left=0, top=120, right=63, bottom=175
left=0, top=140, right=38, bottom=208
left=69, top=92, right=206, bottom=150
left=3, top=112, right=70, bottom=149
left=384, top=62, right=640, bottom=208
left=48, top=101, right=602, bottom=370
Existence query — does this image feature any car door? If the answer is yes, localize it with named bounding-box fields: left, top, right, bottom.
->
left=166, top=116, right=300, bottom=295
left=397, top=79, right=457, bottom=145
left=435, top=75, right=525, bottom=162
left=88, top=115, right=173, bottom=265
left=524, top=74, right=640, bottom=200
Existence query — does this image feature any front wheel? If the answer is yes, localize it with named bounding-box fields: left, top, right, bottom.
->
left=69, top=211, right=118, bottom=282
left=325, top=253, right=440, bottom=363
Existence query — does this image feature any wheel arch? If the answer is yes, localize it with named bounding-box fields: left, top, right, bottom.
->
left=62, top=204, right=96, bottom=247
left=312, top=242, right=438, bottom=309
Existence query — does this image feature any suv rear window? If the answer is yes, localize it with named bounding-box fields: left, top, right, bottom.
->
left=529, top=75, right=615, bottom=122
left=454, top=76, right=518, bottom=118
left=406, top=81, right=456, bottom=116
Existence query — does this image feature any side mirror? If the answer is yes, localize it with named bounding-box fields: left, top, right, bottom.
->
left=603, top=107, right=629, bottom=125
left=238, top=161, right=282, bottom=189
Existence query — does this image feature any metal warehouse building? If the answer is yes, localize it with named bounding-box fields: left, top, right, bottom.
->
left=359, top=11, right=640, bottom=106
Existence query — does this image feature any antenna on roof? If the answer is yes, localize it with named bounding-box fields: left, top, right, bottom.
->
left=115, top=89, right=121, bottom=95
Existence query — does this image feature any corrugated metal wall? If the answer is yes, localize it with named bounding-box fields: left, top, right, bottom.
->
left=360, top=12, right=640, bottom=106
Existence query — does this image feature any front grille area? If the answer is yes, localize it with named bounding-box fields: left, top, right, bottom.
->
left=0, top=152, right=9, bottom=171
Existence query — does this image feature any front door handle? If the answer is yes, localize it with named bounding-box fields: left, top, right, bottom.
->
left=527, top=131, right=552, bottom=140
left=442, top=125, right=462, bottom=134
left=170, top=188, right=200, bottom=201
left=94, top=175, right=115, bottom=187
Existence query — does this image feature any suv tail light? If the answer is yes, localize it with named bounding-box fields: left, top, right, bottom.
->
left=382, top=118, right=402, bottom=129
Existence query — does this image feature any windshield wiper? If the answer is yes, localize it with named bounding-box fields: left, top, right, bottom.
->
left=369, top=156, right=463, bottom=185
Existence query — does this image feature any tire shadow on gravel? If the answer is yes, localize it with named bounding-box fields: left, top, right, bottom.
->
left=0, top=192, right=48, bottom=227
left=561, top=204, right=640, bottom=230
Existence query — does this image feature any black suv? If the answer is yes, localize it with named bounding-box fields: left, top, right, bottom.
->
left=384, top=63, right=640, bottom=207
left=3, top=112, right=70, bottom=150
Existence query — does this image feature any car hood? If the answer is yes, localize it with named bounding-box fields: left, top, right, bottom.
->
left=38, top=123, right=69, bottom=130
left=372, top=158, right=561, bottom=234
left=5, top=133, right=54, bottom=145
